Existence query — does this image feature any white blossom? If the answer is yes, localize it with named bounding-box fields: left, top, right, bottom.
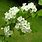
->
left=15, top=16, right=32, bottom=33
left=21, top=2, right=37, bottom=12
left=21, top=27, right=31, bottom=33
left=5, top=12, right=12, bottom=20
left=9, top=6, right=19, bottom=14
left=2, top=26, right=13, bottom=37
left=4, top=26, right=10, bottom=32
left=21, top=3, right=29, bottom=11
left=28, top=2, right=37, bottom=13
left=5, top=30, right=13, bottom=37
left=15, top=23, right=20, bottom=29
left=17, top=16, right=24, bottom=22
left=5, top=6, right=19, bottom=20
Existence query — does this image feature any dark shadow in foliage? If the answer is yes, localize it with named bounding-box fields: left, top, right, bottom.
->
left=8, top=0, right=42, bottom=11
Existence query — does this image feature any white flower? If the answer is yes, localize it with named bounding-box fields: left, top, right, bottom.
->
left=15, top=16, right=32, bottom=33
left=27, top=2, right=37, bottom=12
left=5, top=30, right=13, bottom=37
left=5, top=12, right=12, bottom=20
left=21, top=20, right=27, bottom=26
left=17, top=16, right=24, bottom=22
left=21, top=22, right=31, bottom=33
left=3, top=26, right=13, bottom=37
left=28, top=2, right=34, bottom=9
left=9, top=6, right=19, bottom=14
left=21, top=2, right=37, bottom=12
left=15, top=23, right=20, bottom=30
left=4, top=26, right=10, bottom=32
left=21, top=3, right=29, bottom=11
left=5, top=6, right=19, bottom=20
left=31, top=7, right=37, bottom=12
left=21, top=28, right=32, bottom=33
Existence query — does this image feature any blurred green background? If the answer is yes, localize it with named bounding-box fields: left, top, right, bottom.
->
left=0, top=0, right=42, bottom=42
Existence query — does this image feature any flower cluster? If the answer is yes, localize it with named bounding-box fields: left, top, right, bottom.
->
left=5, top=6, right=19, bottom=21
left=5, top=2, right=37, bottom=21
left=15, top=16, right=31, bottom=33
left=1, top=2, right=37, bottom=37
left=1, top=26, right=13, bottom=37
left=21, top=2, right=37, bottom=13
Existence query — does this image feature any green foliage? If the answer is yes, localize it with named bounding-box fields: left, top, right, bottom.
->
left=0, top=0, right=42, bottom=42
left=31, top=12, right=37, bottom=18
left=37, top=9, right=42, bottom=16
left=38, top=0, right=42, bottom=5
left=16, top=10, right=31, bottom=19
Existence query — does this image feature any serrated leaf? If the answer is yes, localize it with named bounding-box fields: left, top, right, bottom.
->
left=37, top=10, right=42, bottom=16
left=38, top=0, right=42, bottom=5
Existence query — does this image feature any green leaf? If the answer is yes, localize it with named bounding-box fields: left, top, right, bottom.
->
left=38, top=0, right=42, bottom=5
left=31, top=13, right=37, bottom=18
left=37, top=10, right=42, bottom=16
